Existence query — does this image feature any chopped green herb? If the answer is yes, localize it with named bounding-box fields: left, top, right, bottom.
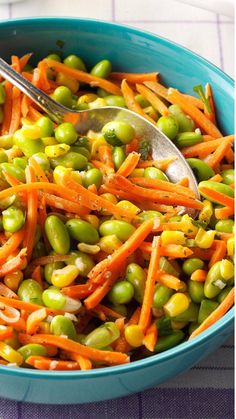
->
left=139, top=140, right=151, bottom=161
left=193, top=84, right=212, bottom=113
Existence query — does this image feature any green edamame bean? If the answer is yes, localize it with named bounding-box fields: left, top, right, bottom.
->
left=18, top=279, right=43, bottom=305
left=198, top=299, right=219, bottom=323
left=13, top=157, right=27, bottom=170
left=204, top=261, right=233, bottom=299
left=66, top=251, right=95, bottom=277
left=173, top=302, right=199, bottom=322
left=32, top=152, right=50, bottom=171
left=70, top=146, right=90, bottom=159
left=0, top=150, right=8, bottom=163
left=138, top=210, right=162, bottom=223
left=1, top=163, right=26, bottom=182
left=82, top=168, right=103, bottom=189
left=112, top=146, right=126, bottom=170
left=74, top=136, right=90, bottom=150
left=169, top=105, right=195, bottom=132
left=156, top=115, right=178, bottom=140
left=125, top=263, right=146, bottom=303
left=153, top=284, right=173, bottom=308
left=90, top=60, right=112, bottom=79
left=182, top=258, right=204, bottom=276
left=42, top=287, right=66, bottom=310
left=18, top=344, right=47, bottom=361
left=144, top=167, right=169, bottom=181
left=221, top=169, right=234, bottom=185
left=45, top=215, right=70, bottom=255
left=84, top=322, right=120, bottom=349
left=66, top=219, right=99, bottom=244
left=0, top=84, right=6, bottom=105
left=2, top=206, right=25, bottom=233
left=55, top=122, right=78, bottom=145
left=108, top=281, right=134, bottom=304
left=104, top=95, right=126, bottom=107
left=50, top=152, right=88, bottom=170
left=188, top=280, right=204, bottom=303
left=0, top=134, right=14, bottom=149
left=102, top=121, right=135, bottom=146
left=36, top=116, right=54, bottom=138
left=47, top=53, right=61, bottom=62
left=159, top=256, right=180, bottom=277
left=52, top=86, right=73, bottom=108
left=154, top=330, right=184, bottom=353
left=199, top=181, right=234, bottom=202
left=135, top=94, right=150, bottom=108
left=97, top=88, right=110, bottom=98
left=50, top=315, right=77, bottom=340
left=217, top=286, right=233, bottom=303
left=44, top=261, right=65, bottom=284
left=99, top=220, right=135, bottom=242
left=187, top=158, right=215, bottom=181
left=14, top=130, right=44, bottom=157
left=64, top=54, right=87, bottom=71
left=175, top=132, right=203, bottom=148
left=215, top=219, right=234, bottom=233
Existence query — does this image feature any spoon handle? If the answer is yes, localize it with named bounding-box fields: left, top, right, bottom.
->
left=0, top=57, right=66, bottom=123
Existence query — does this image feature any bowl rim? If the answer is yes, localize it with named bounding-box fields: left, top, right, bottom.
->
left=0, top=16, right=234, bottom=379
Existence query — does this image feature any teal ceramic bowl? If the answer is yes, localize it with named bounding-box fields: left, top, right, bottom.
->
left=0, top=17, right=234, bottom=404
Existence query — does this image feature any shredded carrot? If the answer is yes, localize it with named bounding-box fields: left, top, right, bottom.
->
left=19, top=333, right=130, bottom=365
left=215, top=206, right=234, bottom=220
left=98, top=145, right=114, bottom=172
left=121, top=79, right=155, bottom=124
left=204, top=83, right=216, bottom=124
left=26, top=355, right=81, bottom=370
left=110, top=72, right=159, bottom=83
left=0, top=283, right=18, bottom=299
left=84, top=272, right=119, bottom=310
left=206, top=137, right=233, bottom=169
left=225, top=147, right=234, bottom=164
left=208, top=240, right=227, bottom=268
left=143, top=321, right=158, bottom=352
left=62, top=283, right=96, bottom=299
left=1, top=82, right=13, bottom=135
left=117, top=152, right=140, bottom=177
left=39, top=191, right=88, bottom=216
left=157, top=271, right=183, bottom=290
left=44, top=59, right=121, bottom=95
left=91, top=159, right=114, bottom=176
left=9, top=87, right=22, bottom=134
left=199, top=186, right=234, bottom=209
left=139, top=237, right=161, bottom=331
left=37, top=60, right=51, bottom=91
left=0, top=228, right=25, bottom=264
left=140, top=242, right=193, bottom=258
left=0, top=317, right=26, bottom=331
left=31, top=265, right=43, bottom=287
left=19, top=53, right=32, bottom=71
left=168, top=88, right=222, bottom=138
left=0, top=296, right=62, bottom=315
left=0, top=326, right=13, bottom=340
left=29, top=157, right=49, bottom=183
left=0, top=248, right=27, bottom=278
left=189, top=287, right=234, bottom=339
left=177, top=177, right=189, bottom=187
left=114, top=307, right=141, bottom=353
left=182, top=136, right=234, bottom=159
left=190, top=269, right=207, bottom=282
left=23, top=166, right=38, bottom=261
left=95, top=304, right=124, bottom=319
left=66, top=352, right=92, bottom=370
left=26, top=308, right=48, bottom=335
left=126, top=137, right=139, bottom=154
left=136, top=83, right=169, bottom=116
left=130, top=176, right=195, bottom=198
left=137, top=157, right=177, bottom=170
left=28, top=106, right=44, bottom=121
left=208, top=174, right=223, bottom=182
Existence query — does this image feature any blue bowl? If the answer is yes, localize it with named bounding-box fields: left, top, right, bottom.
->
left=0, top=17, right=234, bottom=404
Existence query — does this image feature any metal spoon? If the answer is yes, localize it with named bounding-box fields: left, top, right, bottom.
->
left=0, top=57, right=199, bottom=212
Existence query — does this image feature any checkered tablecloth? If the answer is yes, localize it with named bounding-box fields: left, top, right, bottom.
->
left=0, top=1, right=234, bottom=417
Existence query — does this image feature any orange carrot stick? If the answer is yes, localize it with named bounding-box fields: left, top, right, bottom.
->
left=31, top=265, right=43, bottom=287
left=199, top=186, right=234, bottom=208
left=62, top=283, right=96, bottom=299
left=208, top=174, right=223, bottom=182
left=110, top=72, right=159, bottom=83
left=137, top=157, right=177, bottom=170
left=206, top=138, right=233, bottom=169
left=225, top=147, right=234, bottom=164
left=19, top=53, right=32, bottom=71
left=167, top=88, right=222, bottom=138
left=190, top=269, right=207, bottom=282
left=26, top=356, right=81, bottom=370
left=8, top=87, right=21, bottom=134
left=157, top=271, right=183, bottom=290
left=37, top=60, right=51, bottom=91
left=189, top=287, right=234, bottom=339
left=39, top=191, right=88, bottom=216
left=130, top=176, right=195, bottom=198
left=29, top=157, right=49, bottom=183
left=136, top=83, right=169, bottom=116
left=204, top=83, right=216, bottom=124
left=121, top=79, right=155, bottom=124
left=26, top=308, right=48, bottom=335
left=140, top=242, right=193, bottom=258
left=0, top=296, right=62, bottom=315
left=209, top=240, right=227, bottom=268
left=126, top=137, right=139, bottom=154
left=117, top=152, right=140, bottom=177
left=95, top=304, right=124, bottom=319
left=66, top=352, right=92, bottom=370
left=0, top=283, right=18, bottom=299
left=0, top=248, right=27, bottom=278
left=19, top=334, right=130, bottom=365
left=182, top=136, right=234, bottom=159
left=143, top=321, right=158, bottom=352
left=139, top=236, right=161, bottom=331
left=44, top=59, right=121, bottom=95
left=0, top=228, right=25, bottom=264
left=1, top=82, right=13, bottom=135
left=215, top=206, right=234, bottom=220
left=23, top=166, right=38, bottom=261
left=98, top=145, right=114, bottom=171
left=0, top=326, right=13, bottom=340
left=84, top=272, right=119, bottom=310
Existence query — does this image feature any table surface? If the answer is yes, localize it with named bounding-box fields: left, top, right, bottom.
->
left=0, top=0, right=234, bottom=418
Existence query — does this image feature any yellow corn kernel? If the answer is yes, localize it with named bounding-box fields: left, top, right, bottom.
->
left=143, top=105, right=158, bottom=120
left=21, top=117, right=34, bottom=126
left=99, top=235, right=122, bottom=254
left=227, top=237, right=234, bottom=257
left=220, top=259, right=234, bottom=281
left=6, top=145, right=23, bottom=160
left=124, top=325, right=144, bottom=348
left=195, top=228, right=215, bottom=249
left=53, top=166, right=72, bottom=185
left=77, top=243, right=100, bottom=254
left=45, top=143, right=70, bottom=158
left=199, top=200, right=213, bottom=223
left=164, top=293, right=190, bottom=317
left=115, top=200, right=140, bottom=220
left=99, top=193, right=118, bottom=215
left=129, top=168, right=145, bottom=178
left=161, top=231, right=186, bottom=246
left=83, top=214, right=99, bottom=230
left=56, top=72, right=79, bottom=94
left=171, top=320, right=188, bottom=330
left=0, top=342, right=23, bottom=365
left=42, top=137, right=58, bottom=146
left=78, top=94, right=98, bottom=105
left=90, top=138, right=107, bottom=157
left=88, top=98, right=107, bottom=109
left=38, top=321, right=50, bottom=334
left=4, top=270, right=23, bottom=292
left=21, top=124, right=41, bottom=140
left=70, top=170, right=82, bottom=184
left=51, top=265, right=80, bottom=287
left=179, top=214, right=199, bottom=236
